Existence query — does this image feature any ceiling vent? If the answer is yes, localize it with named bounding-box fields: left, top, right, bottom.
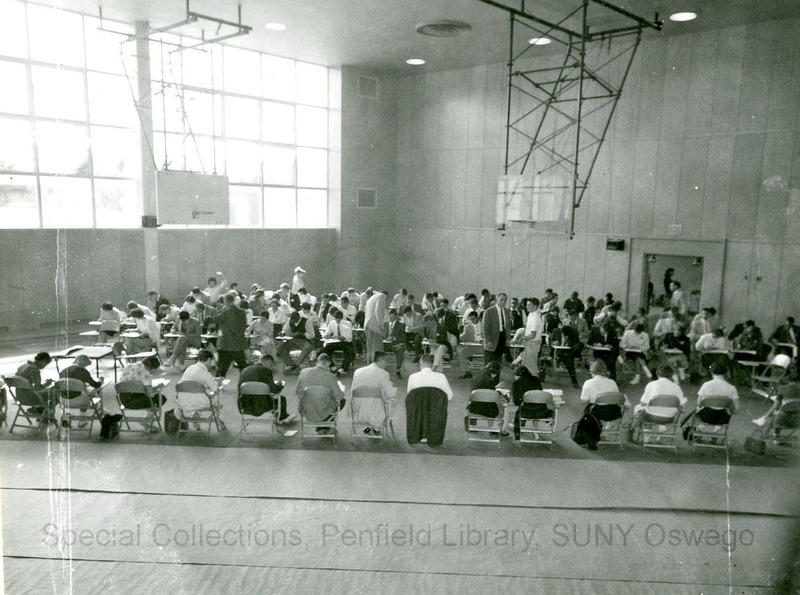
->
left=415, top=20, right=472, bottom=37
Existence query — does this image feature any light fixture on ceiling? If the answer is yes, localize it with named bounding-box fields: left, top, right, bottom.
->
left=416, top=20, right=471, bottom=37
left=406, top=58, right=426, bottom=65
left=528, top=37, right=551, bottom=45
left=669, top=12, right=697, bottom=22
left=264, top=22, right=287, bottom=31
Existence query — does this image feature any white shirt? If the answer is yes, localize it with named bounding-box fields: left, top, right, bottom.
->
left=580, top=375, right=621, bottom=404
left=636, top=377, right=686, bottom=417
left=524, top=310, right=544, bottom=341
left=177, top=362, right=218, bottom=413
left=135, top=315, right=161, bottom=347
left=352, top=363, right=397, bottom=400
left=407, top=367, right=453, bottom=401
left=695, top=333, right=728, bottom=352
left=620, top=329, right=650, bottom=353
left=697, top=376, right=739, bottom=409
left=269, top=308, right=288, bottom=326
left=324, top=319, right=353, bottom=342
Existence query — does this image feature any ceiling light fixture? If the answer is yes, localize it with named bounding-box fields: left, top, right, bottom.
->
left=406, top=58, right=426, bottom=65
left=264, top=22, right=287, bottom=31
left=416, top=20, right=471, bottom=37
left=669, top=12, right=697, bottom=22
left=528, top=37, right=551, bottom=45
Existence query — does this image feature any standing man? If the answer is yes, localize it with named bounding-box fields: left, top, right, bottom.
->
left=482, top=292, right=511, bottom=365
left=215, top=292, right=249, bottom=378
left=364, top=291, right=388, bottom=365
left=516, top=298, right=544, bottom=373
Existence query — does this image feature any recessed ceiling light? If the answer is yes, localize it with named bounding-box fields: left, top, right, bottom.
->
left=669, top=12, right=697, bottom=22
left=528, top=37, right=551, bottom=46
left=406, top=58, right=426, bottom=65
left=264, top=22, right=287, bottom=31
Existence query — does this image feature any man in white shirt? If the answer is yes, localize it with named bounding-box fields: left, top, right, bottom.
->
left=696, top=360, right=740, bottom=414
left=268, top=299, right=289, bottom=336
left=695, top=328, right=730, bottom=373
left=670, top=281, right=687, bottom=317
left=516, top=298, right=544, bottom=373
left=458, top=311, right=484, bottom=379
left=337, top=296, right=358, bottom=323
left=177, top=349, right=224, bottom=429
left=351, top=351, right=398, bottom=433
left=407, top=354, right=453, bottom=401
left=321, top=309, right=355, bottom=373
left=630, top=363, right=686, bottom=438
left=688, top=307, right=715, bottom=342
left=126, top=308, right=161, bottom=354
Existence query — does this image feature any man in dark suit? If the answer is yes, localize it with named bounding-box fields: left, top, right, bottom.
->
left=435, top=300, right=460, bottom=361
left=238, top=354, right=296, bottom=424
left=508, top=297, right=524, bottom=333
left=482, top=292, right=511, bottom=364
left=164, top=310, right=202, bottom=369
left=215, top=292, right=249, bottom=377
left=382, top=308, right=407, bottom=377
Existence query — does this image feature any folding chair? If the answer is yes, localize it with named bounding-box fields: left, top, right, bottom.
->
left=0, top=379, right=7, bottom=428
left=53, top=378, right=103, bottom=438
left=518, top=390, right=558, bottom=447
left=466, top=389, right=505, bottom=446
left=175, top=380, right=221, bottom=437
left=639, top=395, right=681, bottom=452
left=350, top=386, right=394, bottom=441
left=762, top=400, right=800, bottom=448
left=593, top=391, right=626, bottom=449
left=97, top=320, right=122, bottom=345
left=299, top=384, right=338, bottom=441
left=238, top=381, right=277, bottom=436
left=4, top=375, right=53, bottom=433
left=115, top=381, right=162, bottom=436
left=688, top=396, right=735, bottom=451
left=749, top=354, right=791, bottom=401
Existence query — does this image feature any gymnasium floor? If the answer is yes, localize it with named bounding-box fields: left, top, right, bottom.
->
left=1, top=336, right=798, bottom=593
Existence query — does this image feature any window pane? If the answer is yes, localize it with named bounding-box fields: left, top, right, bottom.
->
left=225, top=139, right=261, bottom=184
left=0, top=118, right=34, bottom=172
left=224, top=95, right=259, bottom=140
left=88, top=72, right=137, bottom=126
left=297, top=189, right=327, bottom=228
left=263, top=146, right=295, bottom=186
left=0, top=174, right=38, bottom=228
left=153, top=132, right=187, bottom=170
left=224, top=47, right=260, bottom=96
left=84, top=17, right=131, bottom=74
left=296, top=62, right=327, bottom=107
left=262, top=102, right=294, bottom=144
left=151, top=87, right=185, bottom=133
left=0, top=61, right=29, bottom=114
left=262, top=55, right=295, bottom=102
left=36, top=121, right=91, bottom=175
left=0, top=0, right=27, bottom=59
left=184, top=90, right=219, bottom=136
left=229, top=185, right=262, bottom=227
left=27, top=4, right=84, bottom=67
left=263, top=187, right=296, bottom=228
left=297, top=148, right=326, bottom=188
left=149, top=34, right=182, bottom=83
left=94, top=178, right=140, bottom=227
left=182, top=45, right=217, bottom=89
left=40, top=176, right=93, bottom=228
left=91, top=126, right=139, bottom=177
left=32, top=66, right=86, bottom=121
left=296, top=105, right=327, bottom=147
left=184, top=135, right=222, bottom=175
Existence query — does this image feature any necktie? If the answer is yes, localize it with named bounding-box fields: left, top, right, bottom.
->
left=499, top=307, right=504, bottom=330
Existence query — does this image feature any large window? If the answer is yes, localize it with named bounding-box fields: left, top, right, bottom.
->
left=150, top=38, right=330, bottom=228
left=0, top=0, right=333, bottom=229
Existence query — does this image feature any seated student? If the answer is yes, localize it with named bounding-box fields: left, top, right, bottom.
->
left=164, top=310, right=202, bottom=369
left=118, top=354, right=166, bottom=428
left=337, top=296, right=358, bottom=323
left=99, top=301, right=125, bottom=323
left=407, top=353, right=453, bottom=400
left=268, top=298, right=289, bottom=337
left=564, top=309, right=590, bottom=348
left=125, top=308, right=160, bottom=355
left=249, top=289, right=269, bottom=317
left=652, top=308, right=678, bottom=348
left=321, top=308, right=355, bottom=374
left=189, top=286, right=211, bottom=305
left=277, top=311, right=316, bottom=374
left=580, top=359, right=629, bottom=425
left=769, top=316, right=800, bottom=357
left=177, top=350, right=223, bottom=429
left=351, top=351, right=398, bottom=434
left=238, top=354, right=296, bottom=425
left=587, top=314, right=623, bottom=381
left=435, top=300, right=460, bottom=359
left=695, top=328, right=730, bottom=373
left=620, top=323, right=653, bottom=385
left=158, top=302, right=182, bottom=326
left=382, top=308, right=406, bottom=378
left=297, top=287, right=316, bottom=307
left=753, top=364, right=800, bottom=430
left=181, top=294, right=198, bottom=315
left=247, top=310, right=276, bottom=360
left=299, top=302, right=321, bottom=333
left=582, top=296, right=596, bottom=330
left=688, top=307, right=715, bottom=342
left=417, top=314, right=447, bottom=372
left=314, top=293, right=334, bottom=323
left=689, top=360, right=740, bottom=425
left=15, top=352, right=55, bottom=416
left=626, top=308, right=649, bottom=331
left=660, top=323, right=690, bottom=384
left=458, top=310, right=484, bottom=379
left=402, top=305, right=424, bottom=354
left=510, top=365, right=547, bottom=440
left=145, top=291, right=167, bottom=319
left=731, top=319, right=767, bottom=361
left=390, top=288, right=409, bottom=311
left=405, top=294, right=424, bottom=315
left=296, top=353, right=346, bottom=434
left=126, top=300, right=154, bottom=319
left=549, top=322, right=581, bottom=388
left=58, top=354, right=104, bottom=428
left=465, top=360, right=507, bottom=434
left=629, top=364, right=687, bottom=437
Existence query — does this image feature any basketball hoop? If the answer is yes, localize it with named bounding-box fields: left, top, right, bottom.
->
left=507, top=220, right=532, bottom=245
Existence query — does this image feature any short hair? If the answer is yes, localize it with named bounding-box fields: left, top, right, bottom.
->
left=224, top=293, right=236, bottom=304
left=143, top=355, right=161, bottom=370
left=388, top=308, right=397, bottom=316
left=34, top=352, right=52, bottom=365
left=101, top=301, right=114, bottom=311
left=419, top=354, right=434, bottom=368
left=656, top=363, right=674, bottom=378
left=485, top=360, right=501, bottom=375
left=195, top=302, right=205, bottom=310
left=710, top=360, right=728, bottom=376
left=789, top=316, right=796, bottom=325
left=259, top=354, right=275, bottom=365
left=590, top=360, right=608, bottom=376
left=333, top=308, right=344, bottom=319
left=529, top=298, right=540, bottom=307
left=130, top=308, right=144, bottom=318
left=300, top=302, right=311, bottom=311
left=515, top=365, right=535, bottom=379
left=259, top=310, right=270, bottom=318
left=197, top=349, right=213, bottom=363
left=74, top=354, right=91, bottom=367
left=185, top=295, right=196, bottom=304
left=126, top=301, right=138, bottom=310
left=497, top=292, right=507, bottom=300
left=298, top=287, right=307, bottom=294
left=146, top=290, right=158, bottom=297
left=713, top=327, right=724, bottom=337
left=373, top=350, right=388, bottom=364
left=402, top=306, right=412, bottom=314
left=240, top=300, right=250, bottom=309
left=280, top=283, right=290, bottom=289
left=634, top=323, right=646, bottom=334
left=745, top=319, right=755, bottom=327
left=254, top=289, right=265, bottom=298
left=440, top=298, right=449, bottom=306
left=467, top=311, right=479, bottom=320
left=316, top=353, right=332, bottom=366
left=407, top=294, right=415, bottom=300
left=178, top=310, right=190, bottom=320
left=341, top=296, right=349, bottom=304
left=191, top=287, right=202, bottom=293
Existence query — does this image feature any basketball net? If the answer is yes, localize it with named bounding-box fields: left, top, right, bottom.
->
left=507, top=220, right=532, bottom=245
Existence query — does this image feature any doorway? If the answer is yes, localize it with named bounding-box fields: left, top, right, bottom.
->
left=644, top=254, right=704, bottom=314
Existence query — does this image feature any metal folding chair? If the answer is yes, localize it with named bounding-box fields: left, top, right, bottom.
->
left=350, top=385, right=394, bottom=441
left=299, top=384, right=338, bottom=441
left=466, top=389, right=504, bottom=446
left=4, top=375, right=53, bottom=433
left=689, top=396, right=735, bottom=451
left=115, top=380, right=162, bottom=436
left=639, top=395, right=681, bottom=452
left=519, top=390, right=558, bottom=447
left=238, top=381, right=277, bottom=436
left=175, top=380, right=221, bottom=437
left=593, top=391, right=626, bottom=449
left=53, top=378, right=103, bottom=438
